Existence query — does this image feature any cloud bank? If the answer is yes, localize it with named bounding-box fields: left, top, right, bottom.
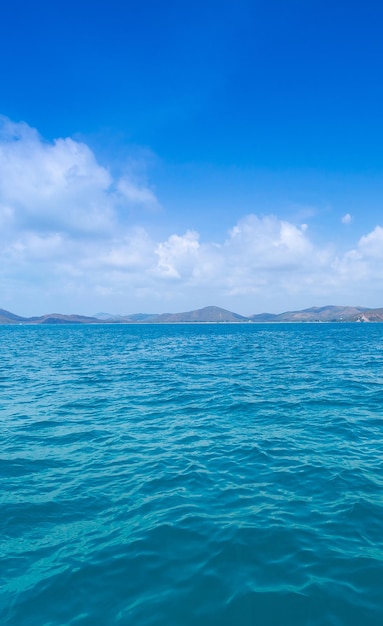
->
left=1, top=117, right=382, bottom=315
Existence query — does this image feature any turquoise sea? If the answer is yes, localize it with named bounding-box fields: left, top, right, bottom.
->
left=1, top=323, right=383, bottom=625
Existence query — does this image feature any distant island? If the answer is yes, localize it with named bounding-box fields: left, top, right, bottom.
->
left=1, top=305, right=383, bottom=324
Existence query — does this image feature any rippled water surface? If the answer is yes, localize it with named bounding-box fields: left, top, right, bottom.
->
left=1, top=323, right=383, bottom=625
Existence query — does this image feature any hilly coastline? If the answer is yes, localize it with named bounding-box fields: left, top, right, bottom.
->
left=2, top=304, right=383, bottom=324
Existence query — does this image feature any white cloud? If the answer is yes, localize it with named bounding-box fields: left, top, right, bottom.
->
left=357, top=225, right=383, bottom=259
left=154, top=230, right=201, bottom=279
left=225, top=215, right=314, bottom=270
left=148, top=216, right=383, bottom=307
left=99, top=228, right=155, bottom=271
left=0, top=115, right=157, bottom=238
left=147, top=216, right=331, bottom=300
left=117, top=178, right=157, bottom=207
left=341, top=213, right=352, bottom=224
left=2, top=116, right=383, bottom=315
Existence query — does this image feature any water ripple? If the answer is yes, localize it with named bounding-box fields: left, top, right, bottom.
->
left=1, top=323, right=383, bottom=625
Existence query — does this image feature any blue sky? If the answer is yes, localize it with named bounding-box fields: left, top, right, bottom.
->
left=1, top=0, right=383, bottom=315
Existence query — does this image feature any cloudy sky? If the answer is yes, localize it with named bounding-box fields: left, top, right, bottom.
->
left=1, top=0, right=383, bottom=316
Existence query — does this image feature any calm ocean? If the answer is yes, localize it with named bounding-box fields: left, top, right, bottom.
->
left=1, top=323, right=383, bottom=625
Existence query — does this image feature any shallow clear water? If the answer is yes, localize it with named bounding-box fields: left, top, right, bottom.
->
left=1, top=323, right=383, bottom=625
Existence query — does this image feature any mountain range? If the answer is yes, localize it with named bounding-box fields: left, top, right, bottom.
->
left=1, top=304, right=383, bottom=324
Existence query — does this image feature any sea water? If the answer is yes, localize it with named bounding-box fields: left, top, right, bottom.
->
left=1, top=323, right=383, bottom=625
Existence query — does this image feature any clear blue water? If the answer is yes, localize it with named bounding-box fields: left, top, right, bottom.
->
left=1, top=323, right=383, bottom=625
